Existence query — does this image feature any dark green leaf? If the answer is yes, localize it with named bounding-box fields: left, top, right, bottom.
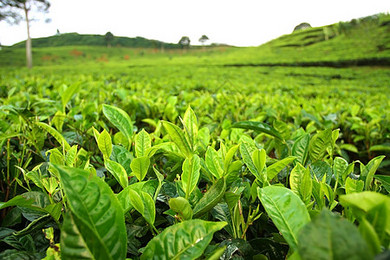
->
left=374, top=175, right=390, bottom=193
left=193, top=178, right=226, bottom=218
left=57, top=165, right=127, bottom=260
left=298, top=209, right=372, bottom=260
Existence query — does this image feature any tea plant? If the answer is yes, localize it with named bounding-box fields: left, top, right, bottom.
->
left=0, top=63, right=390, bottom=259
left=1, top=100, right=389, bottom=259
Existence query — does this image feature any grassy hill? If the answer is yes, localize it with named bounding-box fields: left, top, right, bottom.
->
left=218, top=13, right=390, bottom=66
left=1, top=13, right=389, bottom=67
left=11, top=32, right=180, bottom=49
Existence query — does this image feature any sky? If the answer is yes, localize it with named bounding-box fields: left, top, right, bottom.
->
left=0, top=0, right=389, bottom=47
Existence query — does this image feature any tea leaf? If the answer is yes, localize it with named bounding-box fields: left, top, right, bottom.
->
left=36, top=122, right=70, bottom=150
left=135, top=129, right=151, bottom=158
left=141, top=220, right=226, bottom=259
left=103, top=104, right=133, bottom=141
left=205, top=146, right=224, bottom=179
left=105, top=159, right=128, bottom=189
left=289, top=163, right=312, bottom=205
left=183, top=106, right=198, bottom=150
left=169, top=197, right=193, bottom=220
left=182, top=154, right=201, bottom=199
left=267, top=156, right=296, bottom=180
left=130, top=156, right=150, bottom=182
left=298, top=209, right=372, bottom=260
left=292, top=133, right=310, bottom=165
left=98, top=129, right=112, bottom=159
left=231, top=121, right=284, bottom=141
left=162, top=121, right=192, bottom=158
left=193, top=178, right=226, bottom=218
left=57, top=165, right=127, bottom=260
left=258, top=186, right=310, bottom=251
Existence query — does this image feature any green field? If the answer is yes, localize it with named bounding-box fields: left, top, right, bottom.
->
left=1, top=14, right=390, bottom=260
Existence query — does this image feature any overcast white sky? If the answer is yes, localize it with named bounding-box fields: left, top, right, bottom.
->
left=0, top=0, right=389, bottom=47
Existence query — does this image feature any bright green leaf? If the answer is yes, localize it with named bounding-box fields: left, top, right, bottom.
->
left=130, top=156, right=150, bottom=182
left=182, top=154, right=201, bottom=199
left=105, top=159, right=128, bottom=189
left=258, top=186, right=310, bottom=251
left=231, top=121, right=284, bottom=141
left=103, top=104, right=133, bottom=141
left=135, top=129, right=151, bottom=158
left=182, top=106, right=198, bottom=150
left=205, top=146, right=224, bottom=179
left=359, top=155, right=385, bottom=191
left=141, top=220, right=226, bottom=260
left=169, top=197, right=193, bottom=220
left=309, top=129, right=332, bottom=162
left=98, top=129, right=112, bottom=159
left=267, top=156, right=296, bottom=180
left=162, top=121, right=193, bottom=158
left=289, top=163, right=312, bottom=205
left=36, top=122, right=70, bottom=150
left=292, top=133, right=310, bottom=165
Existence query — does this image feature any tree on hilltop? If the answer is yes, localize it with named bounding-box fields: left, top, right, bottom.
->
left=199, top=35, right=209, bottom=45
left=105, top=31, right=114, bottom=48
left=178, top=36, right=190, bottom=49
left=0, top=0, right=51, bottom=68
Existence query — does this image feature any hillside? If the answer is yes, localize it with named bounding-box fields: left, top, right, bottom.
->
left=1, top=13, right=390, bottom=67
left=219, top=13, right=390, bottom=66
left=11, top=32, right=180, bottom=49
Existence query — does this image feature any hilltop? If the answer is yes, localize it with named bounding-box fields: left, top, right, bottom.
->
left=10, top=32, right=180, bottom=49
left=0, top=13, right=389, bottom=67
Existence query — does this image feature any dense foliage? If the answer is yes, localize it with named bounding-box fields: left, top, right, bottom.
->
left=0, top=64, right=389, bottom=259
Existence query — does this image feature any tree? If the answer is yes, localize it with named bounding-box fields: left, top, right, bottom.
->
left=0, top=0, right=50, bottom=68
left=104, top=31, right=114, bottom=48
left=199, top=35, right=209, bottom=45
left=293, top=22, right=311, bottom=32
left=178, top=36, right=190, bottom=49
